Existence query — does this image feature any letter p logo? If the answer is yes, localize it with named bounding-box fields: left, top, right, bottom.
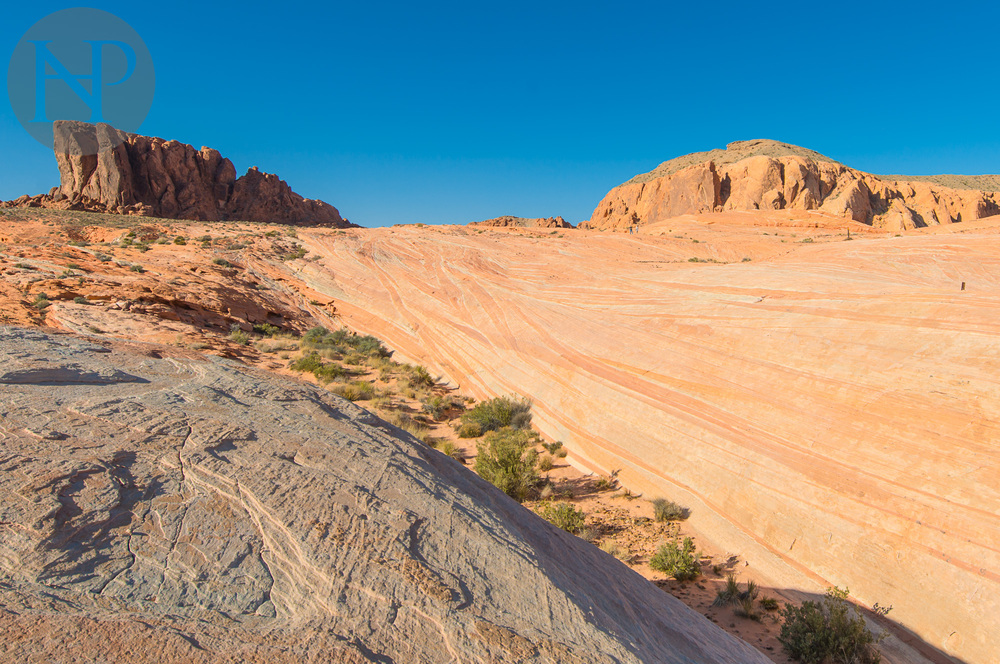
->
left=8, top=9, right=155, bottom=151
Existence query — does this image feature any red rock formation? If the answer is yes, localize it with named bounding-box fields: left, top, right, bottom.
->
left=584, top=140, right=1000, bottom=232
left=3, top=121, right=352, bottom=227
left=470, top=215, right=573, bottom=229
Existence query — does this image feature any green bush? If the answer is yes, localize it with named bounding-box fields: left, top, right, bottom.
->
left=461, top=395, right=532, bottom=434
left=289, top=353, right=324, bottom=373
left=538, top=502, right=585, bottom=534
left=422, top=394, right=460, bottom=420
left=302, top=326, right=390, bottom=358
left=173, top=235, right=186, bottom=245
left=456, top=422, right=482, bottom=438
left=537, top=454, right=554, bottom=472
left=213, top=257, right=233, bottom=267
left=32, top=293, right=50, bottom=310
left=714, top=574, right=761, bottom=620
left=288, top=352, right=344, bottom=383
left=332, top=380, right=375, bottom=401
left=473, top=427, right=540, bottom=502
left=652, top=498, right=688, bottom=522
left=229, top=325, right=250, bottom=345
left=73, top=296, right=90, bottom=305
left=253, top=323, right=280, bottom=337
left=649, top=537, right=700, bottom=581
left=779, top=587, right=886, bottom=664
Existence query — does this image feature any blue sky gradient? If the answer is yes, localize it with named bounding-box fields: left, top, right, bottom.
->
left=3, top=1, right=998, bottom=226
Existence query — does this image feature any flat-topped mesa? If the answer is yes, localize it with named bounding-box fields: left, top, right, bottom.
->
left=583, top=139, right=1000, bottom=232
left=470, top=215, right=574, bottom=229
left=17, top=120, right=352, bottom=226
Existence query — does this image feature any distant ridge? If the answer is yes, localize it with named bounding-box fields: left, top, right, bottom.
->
left=627, top=140, right=842, bottom=185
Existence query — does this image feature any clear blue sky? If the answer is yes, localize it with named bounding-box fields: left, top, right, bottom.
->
left=3, top=1, right=999, bottom=227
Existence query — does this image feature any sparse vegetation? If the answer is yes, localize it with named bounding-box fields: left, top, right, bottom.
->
left=73, top=296, right=90, bottom=305
left=303, top=326, right=391, bottom=358
left=228, top=324, right=250, bottom=345
left=649, top=536, right=700, bottom=581
left=473, top=427, right=540, bottom=502
left=331, top=380, right=376, bottom=401
left=652, top=497, right=688, bottom=522
left=459, top=395, right=532, bottom=435
left=32, top=292, right=50, bottom=310
left=537, top=501, right=585, bottom=534
left=779, top=587, right=888, bottom=664
left=714, top=574, right=761, bottom=620
left=213, top=257, right=234, bottom=268
left=537, top=454, right=554, bottom=472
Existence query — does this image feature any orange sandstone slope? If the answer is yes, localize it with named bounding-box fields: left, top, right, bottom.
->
left=583, top=139, right=1000, bottom=232
left=293, top=218, right=1000, bottom=664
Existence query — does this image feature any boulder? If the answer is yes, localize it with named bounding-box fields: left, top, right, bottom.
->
left=0, top=327, right=771, bottom=664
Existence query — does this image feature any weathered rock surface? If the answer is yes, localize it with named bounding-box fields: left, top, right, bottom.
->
left=0, top=327, right=770, bottom=663
left=302, top=218, right=1000, bottom=664
left=2, top=121, right=351, bottom=227
left=584, top=139, right=1000, bottom=232
left=470, top=215, right=574, bottom=229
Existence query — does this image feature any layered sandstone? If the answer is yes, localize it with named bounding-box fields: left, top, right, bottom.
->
left=584, top=140, right=1000, bottom=232
left=0, top=327, right=770, bottom=664
left=471, top=215, right=574, bottom=228
left=298, top=218, right=1000, bottom=664
left=3, top=121, right=350, bottom=226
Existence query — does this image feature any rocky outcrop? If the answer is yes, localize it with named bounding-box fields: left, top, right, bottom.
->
left=2, top=121, right=351, bottom=227
left=470, top=215, right=574, bottom=229
left=0, top=327, right=771, bottom=663
left=584, top=140, right=1000, bottom=231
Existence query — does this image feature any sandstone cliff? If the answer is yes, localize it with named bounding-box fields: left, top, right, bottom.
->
left=584, top=139, right=1000, bottom=232
left=0, top=327, right=771, bottom=664
left=3, top=121, right=351, bottom=227
left=470, top=215, right=574, bottom=229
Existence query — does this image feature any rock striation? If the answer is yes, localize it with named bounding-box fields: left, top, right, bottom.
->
left=470, top=215, right=574, bottom=229
left=584, top=139, right=1000, bottom=232
left=0, top=327, right=770, bottom=663
left=2, top=121, right=351, bottom=227
left=308, top=222, right=1000, bottom=664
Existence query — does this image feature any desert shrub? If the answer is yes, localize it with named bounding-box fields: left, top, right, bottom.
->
left=537, top=454, right=554, bottom=472
left=331, top=380, right=375, bottom=401
left=461, top=395, right=532, bottom=435
left=228, top=325, right=250, bottom=345
left=314, top=363, right=346, bottom=383
left=537, top=502, right=585, bottom=534
left=760, top=596, right=780, bottom=611
left=652, top=498, right=688, bottom=522
left=599, top=540, right=629, bottom=561
left=422, top=394, right=460, bottom=420
left=541, top=441, right=563, bottom=454
left=253, top=323, right=280, bottom=337
left=302, top=326, right=390, bottom=358
left=473, top=427, right=540, bottom=502
left=32, top=293, right=50, bottom=310
left=649, top=537, right=700, bottom=581
left=290, top=353, right=324, bottom=373
left=779, top=587, right=886, bottom=664
left=715, top=574, right=761, bottom=620
left=73, top=296, right=90, bottom=305
left=213, top=257, right=233, bottom=267
left=281, top=246, right=307, bottom=261
left=134, top=242, right=150, bottom=252
left=456, top=422, right=482, bottom=438
left=433, top=440, right=465, bottom=462
left=130, top=264, right=145, bottom=272
left=173, top=235, right=186, bottom=245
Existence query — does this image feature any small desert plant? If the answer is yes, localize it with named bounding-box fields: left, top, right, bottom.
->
left=537, top=501, right=585, bottom=534
left=541, top=441, right=563, bottom=454
left=422, top=394, right=460, bottom=421
left=228, top=324, right=250, bottom=345
left=130, top=264, right=145, bottom=272
left=537, top=454, right=554, bottom=472
left=32, top=293, right=50, bottom=310
left=73, top=296, right=90, bottom=305
left=460, top=395, right=532, bottom=434
left=252, top=323, right=280, bottom=337
left=652, top=498, right=688, bottom=522
left=173, top=235, right=186, bottom=245
left=599, top=540, right=630, bottom=561
left=649, top=537, right=700, bottom=581
left=779, top=587, right=888, bottom=664
left=331, top=380, right=376, bottom=401
left=715, top=574, right=761, bottom=620
left=760, top=596, right=780, bottom=611
left=433, top=439, right=465, bottom=462
left=452, top=420, right=480, bottom=438
left=473, top=427, right=540, bottom=502
left=213, top=257, right=233, bottom=268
